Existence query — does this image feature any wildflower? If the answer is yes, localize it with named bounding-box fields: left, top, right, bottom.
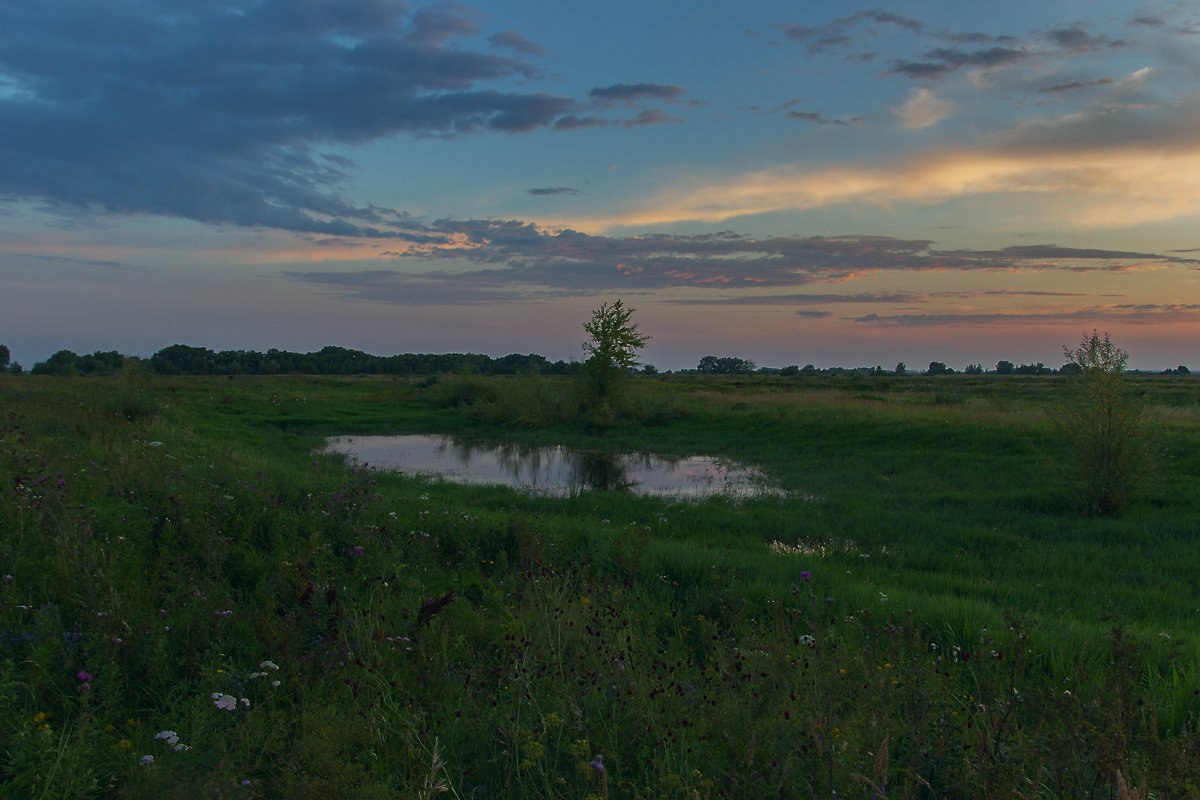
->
left=141, top=755, right=155, bottom=766
left=155, top=731, right=180, bottom=744
left=241, top=780, right=252, bottom=787
left=259, top=660, right=279, bottom=670
left=799, top=570, right=811, bottom=582
left=590, top=754, right=605, bottom=772
left=76, top=671, right=93, bottom=683
left=212, top=693, right=237, bottom=711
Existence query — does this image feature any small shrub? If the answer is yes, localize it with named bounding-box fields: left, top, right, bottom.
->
left=423, top=375, right=501, bottom=408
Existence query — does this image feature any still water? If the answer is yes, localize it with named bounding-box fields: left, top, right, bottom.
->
left=322, top=434, right=781, bottom=499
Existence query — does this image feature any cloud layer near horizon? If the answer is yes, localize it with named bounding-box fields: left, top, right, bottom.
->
left=284, top=225, right=1197, bottom=304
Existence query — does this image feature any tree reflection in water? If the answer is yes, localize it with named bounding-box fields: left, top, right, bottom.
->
left=321, top=435, right=778, bottom=499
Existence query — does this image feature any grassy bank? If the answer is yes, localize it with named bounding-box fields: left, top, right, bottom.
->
left=2, top=373, right=1199, bottom=798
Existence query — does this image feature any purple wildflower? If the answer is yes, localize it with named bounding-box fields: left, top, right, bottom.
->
left=590, top=754, right=604, bottom=772
left=800, top=570, right=811, bottom=582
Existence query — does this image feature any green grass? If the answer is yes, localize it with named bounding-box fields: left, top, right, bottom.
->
left=2, top=372, right=1200, bottom=798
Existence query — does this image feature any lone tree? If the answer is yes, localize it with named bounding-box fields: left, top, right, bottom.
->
left=581, top=299, right=648, bottom=404
left=1060, top=331, right=1150, bottom=516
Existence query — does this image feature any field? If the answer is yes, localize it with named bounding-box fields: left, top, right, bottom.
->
left=2, top=371, right=1200, bottom=798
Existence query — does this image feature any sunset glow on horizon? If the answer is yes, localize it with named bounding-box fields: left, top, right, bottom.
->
left=2, top=0, right=1199, bottom=371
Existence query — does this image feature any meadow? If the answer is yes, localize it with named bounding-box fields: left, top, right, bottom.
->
left=2, top=371, right=1200, bottom=799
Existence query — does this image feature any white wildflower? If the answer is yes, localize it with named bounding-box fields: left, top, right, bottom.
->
left=212, top=693, right=237, bottom=711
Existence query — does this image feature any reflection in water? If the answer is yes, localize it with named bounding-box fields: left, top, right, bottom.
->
left=321, top=434, right=781, bottom=499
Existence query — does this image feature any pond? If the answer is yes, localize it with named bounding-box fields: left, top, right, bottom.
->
left=321, top=434, right=783, bottom=499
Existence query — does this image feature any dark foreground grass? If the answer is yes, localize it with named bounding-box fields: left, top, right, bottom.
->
left=3, top=373, right=1200, bottom=798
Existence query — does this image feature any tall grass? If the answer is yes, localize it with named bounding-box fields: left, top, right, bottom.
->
left=2, top=373, right=1200, bottom=797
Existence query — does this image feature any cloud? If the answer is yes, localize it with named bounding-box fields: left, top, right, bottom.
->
left=1041, top=25, right=1120, bottom=53
left=787, top=110, right=831, bottom=124
left=623, top=109, right=683, bottom=127
left=1130, top=14, right=1200, bottom=35
left=589, top=83, right=688, bottom=106
left=283, top=223, right=1195, bottom=305
left=887, top=46, right=1028, bottom=79
left=554, top=114, right=609, bottom=130
left=664, top=292, right=925, bottom=306
left=574, top=100, right=1200, bottom=230
left=893, top=88, right=953, bottom=128
left=491, top=30, right=547, bottom=55
left=0, top=0, right=592, bottom=234
left=527, top=187, right=582, bottom=196
left=1039, top=77, right=1115, bottom=93
left=776, top=10, right=926, bottom=55
left=21, top=253, right=144, bottom=272
left=747, top=99, right=857, bottom=126
left=852, top=304, right=1200, bottom=326
left=786, top=109, right=858, bottom=126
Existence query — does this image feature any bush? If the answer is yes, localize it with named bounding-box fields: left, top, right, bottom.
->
left=1059, top=331, right=1151, bottom=516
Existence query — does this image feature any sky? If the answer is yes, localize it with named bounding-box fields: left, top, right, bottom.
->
left=2, top=0, right=1199, bottom=371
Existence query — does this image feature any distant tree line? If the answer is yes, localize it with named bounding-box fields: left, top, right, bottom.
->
left=6, top=342, right=1192, bottom=378
left=23, top=344, right=574, bottom=377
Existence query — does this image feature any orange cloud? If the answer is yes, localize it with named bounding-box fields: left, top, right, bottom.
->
left=563, top=142, right=1200, bottom=232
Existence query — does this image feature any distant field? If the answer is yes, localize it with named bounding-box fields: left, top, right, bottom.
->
left=2, top=372, right=1199, bottom=798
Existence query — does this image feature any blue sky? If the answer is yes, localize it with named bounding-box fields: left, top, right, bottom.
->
left=2, top=0, right=1199, bottom=370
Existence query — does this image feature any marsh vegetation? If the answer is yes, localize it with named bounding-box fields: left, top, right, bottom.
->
left=2, top=370, right=1199, bottom=798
